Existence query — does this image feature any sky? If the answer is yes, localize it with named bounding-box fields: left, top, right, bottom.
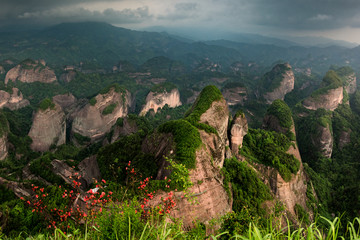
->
left=2, top=0, right=360, bottom=43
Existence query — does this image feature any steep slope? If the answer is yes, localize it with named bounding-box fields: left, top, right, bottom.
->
left=262, top=63, right=295, bottom=104
left=0, top=88, right=30, bottom=110
left=303, top=70, right=343, bottom=111
left=28, top=99, right=66, bottom=152
left=139, top=84, right=182, bottom=116
left=260, top=100, right=309, bottom=219
left=71, top=85, right=131, bottom=141
left=0, top=112, right=9, bottom=160
left=5, top=59, right=57, bottom=84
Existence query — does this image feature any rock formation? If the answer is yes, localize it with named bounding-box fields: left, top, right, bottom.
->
left=0, top=113, right=9, bottom=160
left=28, top=102, right=66, bottom=152
left=303, top=87, right=343, bottom=111
left=60, top=70, right=77, bottom=83
left=222, top=86, right=247, bottom=106
left=111, top=117, right=139, bottom=143
left=338, top=129, right=351, bottom=150
left=260, top=100, right=310, bottom=221
left=263, top=63, right=295, bottom=104
left=52, top=93, right=77, bottom=111
left=0, top=66, right=5, bottom=74
left=0, top=88, right=30, bottom=110
left=230, top=112, right=248, bottom=154
left=71, top=87, right=131, bottom=141
left=343, top=72, right=357, bottom=94
left=139, top=88, right=181, bottom=116
left=5, top=59, right=57, bottom=84
left=311, top=124, right=333, bottom=158
left=146, top=86, right=231, bottom=229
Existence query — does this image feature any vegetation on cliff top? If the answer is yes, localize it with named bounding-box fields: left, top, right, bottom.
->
left=38, top=98, right=55, bottom=111
left=262, top=63, right=291, bottom=93
left=240, top=128, right=300, bottom=182
left=150, top=82, right=177, bottom=94
left=158, top=119, right=201, bottom=169
left=310, top=70, right=343, bottom=99
left=185, top=85, right=223, bottom=134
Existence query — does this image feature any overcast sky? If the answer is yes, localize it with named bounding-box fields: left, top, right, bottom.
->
left=2, top=0, right=360, bottom=43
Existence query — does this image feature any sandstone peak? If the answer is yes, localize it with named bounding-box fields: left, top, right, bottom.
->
left=262, top=63, right=294, bottom=104
left=0, top=87, right=30, bottom=110
left=303, top=70, right=343, bottom=111
left=230, top=111, right=248, bottom=154
left=5, top=59, right=57, bottom=84
left=28, top=101, right=66, bottom=152
left=139, top=84, right=182, bottom=116
left=71, top=85, right=131, bottom=141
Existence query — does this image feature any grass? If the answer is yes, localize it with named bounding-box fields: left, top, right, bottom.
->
left=3, top=216, right=360, bottom=239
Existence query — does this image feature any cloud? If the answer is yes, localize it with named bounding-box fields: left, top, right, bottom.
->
left=157, top=2, right=198, bottom=21
left=16, top=6, right=152, bottom=25
left=309, top=14, right=332, bottom=21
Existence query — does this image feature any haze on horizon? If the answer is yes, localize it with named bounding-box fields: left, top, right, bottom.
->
left=2, top=0, right=360, bottom=44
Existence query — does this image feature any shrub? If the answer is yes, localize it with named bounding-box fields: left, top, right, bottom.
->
left=102, top=103, right=117, bottom=115
left=38, top=98, right=55, bottom=111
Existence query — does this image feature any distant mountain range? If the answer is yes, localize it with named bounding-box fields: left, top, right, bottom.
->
left=0, top=22, right=359, bottom=74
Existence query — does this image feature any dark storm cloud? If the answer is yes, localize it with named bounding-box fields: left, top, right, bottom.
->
left=226, top=0, right=360, bottom=30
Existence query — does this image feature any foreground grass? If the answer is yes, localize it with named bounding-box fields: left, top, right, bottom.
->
left=1, top=217, right=359, bottom=240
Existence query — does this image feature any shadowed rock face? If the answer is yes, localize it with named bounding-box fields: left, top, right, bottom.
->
left=139, top=88, right=181, bottom=116
left=28, top=103, right=66, bottom=152
left=303, top=87, right=343, bottom=111
left=52, top=93, right=77, bottom=111
left=263, top=63, right=295, bottom=104
left=0, top=88, right=29, bottom=110
left=343, top=72, right=357, bottom=95
left=311, top=125, right=333, bottom=158
left=222, top=87, right=247, bottom=106
left=60, top=70, right=77, bottom=83
left=0, top=135, right=8, bottom=161
left=5, top=60, right=57, bottom=84
left=338, top=129, right=351, bottom=150
left=230, top=113, right=248, bottom=154
left=71, top=88, right=131, bottom=141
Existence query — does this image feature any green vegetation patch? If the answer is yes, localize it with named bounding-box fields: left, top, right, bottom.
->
left=150, top=82, right=177, bottom=94
left=311, top=70, right=343, bottom=99
left=38, top=98, right=55, bottom=111
left=89, top=97, right=97, bottom=106
left=0, top=111, right=9, bottom=138
left=223, top=157, right=272, bottom=215
left=102, top=103, right=117, bottom=115
left=158, top=119, right=202, bottom=169
left=262, top=63, right=291, bottom=92
left=185, top=85, right=223, bottom=134
left=240, top=128, right=300, bottom=182
left=99, top=83, right=126, bottom=95
left=29, top=155, right=65, bottom=185
left=73, top=132, right=91, bottom=145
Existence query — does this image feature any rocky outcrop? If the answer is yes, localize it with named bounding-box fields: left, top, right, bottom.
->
left=338, top=129, right=351, bottom=150
left=71, top=87, right=131, bottom=141
left=5, top=59, right=57, bottom=84
left=60, top=70, right=77, bottom=83
left=28, top=102, right=66, bottom=152
left=263, top=63, right=295, bottom=104
left=0, top=66, right=5, bottom=74
left=230, top=112, right=248, bottom=154
left=111, top=117, right=139, bottom=143
left=303, top=87, right=343, bottom=111
left=51, top=156, right=100, bottom=189
left=0, top=88, right=30, bottom=110
left=344, top=73, right=357, bottom=94
left=0, top=135, right=8, bottom=161
left=53, top=93, right=77, bottom=111
left=312, top=125, right=333, bottom=158
left=139, top=88, right=181, bottom=116
left=222, top=87, right=247, bottom=106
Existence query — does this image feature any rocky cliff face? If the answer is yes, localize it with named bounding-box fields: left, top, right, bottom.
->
left=230, top=112, right=248, bottom=154
left=303, top=87, right=343, bottom=111
left=344, top=73, right=357, bottom=94
left=0, top=134, right=8, bottom=161
left=338, top=129, right=351, bottom=150
left=263, top=63, right=295, bottom=104
left=71, top=88, right=131, bottom=141
left=59, top=70, right=77, bottom=83
left=139, top=88, right=181, bottom=116
left=260, top=110, right=310, bottom=221
left=146, top=90, right=231, bottom=229
left=111, top=117, right=139, bottom=143
left=0, top=66, right=5, bottom=74
left=222, top=87, right=247, bottom=106
left=52, top=93, right=77, bottom=111
left=0, top=88, right=30, bottom=110
left=28, top=102, right=66, bottom=152
left=311, top=124, right=333, bottom=158
left=5, top=59, right=57, bottom=84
